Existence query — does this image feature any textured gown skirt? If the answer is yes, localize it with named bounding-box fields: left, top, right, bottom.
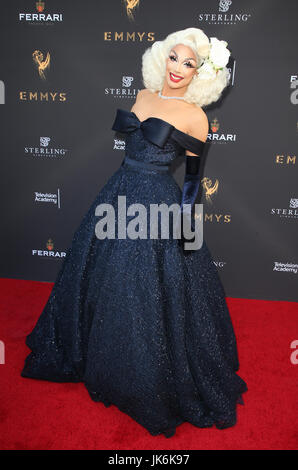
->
left=21, top=108, right=247, bottom=438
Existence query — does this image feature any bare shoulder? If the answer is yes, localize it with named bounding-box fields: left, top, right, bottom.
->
left=180, top=104, right=209, bottom=156
left=186, top=106, right=209, bottom=143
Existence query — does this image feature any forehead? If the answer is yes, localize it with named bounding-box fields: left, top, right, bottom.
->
left=170, top=43, right=196, bottom=59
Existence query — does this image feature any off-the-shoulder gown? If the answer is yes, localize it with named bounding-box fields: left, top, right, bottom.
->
left=21, top=108, right=247, bottom=438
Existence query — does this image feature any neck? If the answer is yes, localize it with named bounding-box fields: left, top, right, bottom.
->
left=161, top=84, right=187, bottom=98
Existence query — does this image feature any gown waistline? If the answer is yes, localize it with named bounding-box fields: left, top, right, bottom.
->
left=122, top=156, right=171, bottom=173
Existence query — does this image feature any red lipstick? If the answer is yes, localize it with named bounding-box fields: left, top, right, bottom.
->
left=169, top=72, right=183, bottom=83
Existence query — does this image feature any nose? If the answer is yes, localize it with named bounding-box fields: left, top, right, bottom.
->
left=174, top=61, right=183, bottom=75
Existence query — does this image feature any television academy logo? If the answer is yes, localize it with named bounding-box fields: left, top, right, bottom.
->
left=105, top=76, right=141, bottom=99
left=19, top=1, right=63, bottom=24
left=208, top=118, right=237, bottom=143
left=24, top=136, right=69, bottom=158
left=34, top=189, right=61, bottom=208
left=273, top=261, right=298, bottom=274
left=114, top=138, right=125, bottom=150
left=32, top=238, right=66, bottom=258
left=270, top=198, right=298, bottom=219
left=197, top=0, right=252, bottom=25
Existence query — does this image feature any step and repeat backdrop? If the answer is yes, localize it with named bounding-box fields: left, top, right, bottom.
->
left=0, top=1, right=297, bottom=301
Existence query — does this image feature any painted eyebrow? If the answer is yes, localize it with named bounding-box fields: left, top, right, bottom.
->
left=170, top=49, right=196, bottom=62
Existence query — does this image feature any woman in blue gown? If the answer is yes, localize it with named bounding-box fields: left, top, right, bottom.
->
left=21, top=28, right=247, bottom=438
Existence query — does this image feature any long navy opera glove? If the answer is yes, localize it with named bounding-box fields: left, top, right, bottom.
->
left=177, top=154, right=202, bottom=253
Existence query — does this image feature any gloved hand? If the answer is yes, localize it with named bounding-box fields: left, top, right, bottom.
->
left=175, top=154, right=202, bottom=253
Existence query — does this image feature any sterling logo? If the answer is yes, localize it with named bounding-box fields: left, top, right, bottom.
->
left=40, top=137, right=50, bottom=147
left=32, top=50, right=50, bottom=80
left=19, top=1, right=63, bottom=24
left=270, top=198, right=298, bottom=219
left=24, top=136, right=68, bottom=158
left=32, top=239, right=66, bottom=259
left=122, top=76, right=133, bottom=87
left=105, top=75, right=140, bottom=99
left=197, top=0, right=252, bottom=25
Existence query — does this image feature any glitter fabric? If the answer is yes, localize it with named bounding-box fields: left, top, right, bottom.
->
left=21, top=108, right=248, bottom=438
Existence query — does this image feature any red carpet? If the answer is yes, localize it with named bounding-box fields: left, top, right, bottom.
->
left=0, top=278, right=297, bottom=450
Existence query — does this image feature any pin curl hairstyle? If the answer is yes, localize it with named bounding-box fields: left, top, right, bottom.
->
left=141, top=27, right=231, bottom=108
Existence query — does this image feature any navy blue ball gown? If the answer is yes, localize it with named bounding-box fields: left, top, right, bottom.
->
left=21, top=107, right=247, bottom=438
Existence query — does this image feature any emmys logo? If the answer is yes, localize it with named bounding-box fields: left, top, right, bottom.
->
left=32, top=50, right=50, bottom=80
left=201, top=177, right=219, bottom=205
left=0, top=80, right=4, bottom=104
left=275, top=153, right=296, bottom=165
left=104, top=31, right=155, bottom=42
left=19, top=54, right=67, bottom=102
left=191, top=177, right=230, bottom=223
left=123, top=0, right=140, bottom=20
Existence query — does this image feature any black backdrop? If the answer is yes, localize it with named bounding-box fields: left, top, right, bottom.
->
left=0, top=0, right=297, bottom=301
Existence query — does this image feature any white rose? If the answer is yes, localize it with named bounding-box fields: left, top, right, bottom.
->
left=209, top=37, right=230, bottom=69
left=197, top=60, right=217, bottom=80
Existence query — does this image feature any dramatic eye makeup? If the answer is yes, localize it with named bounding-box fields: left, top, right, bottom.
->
left=168, top=50, right=196, bottom=68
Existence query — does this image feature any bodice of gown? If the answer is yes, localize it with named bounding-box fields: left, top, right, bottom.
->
left=111, top=108, right=206, bottom=167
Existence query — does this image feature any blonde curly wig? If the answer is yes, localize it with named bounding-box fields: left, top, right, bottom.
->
left=142, top=27, right=231, bottom=108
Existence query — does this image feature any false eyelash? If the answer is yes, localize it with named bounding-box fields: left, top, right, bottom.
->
left=169, top=55, right=194, bottom=68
